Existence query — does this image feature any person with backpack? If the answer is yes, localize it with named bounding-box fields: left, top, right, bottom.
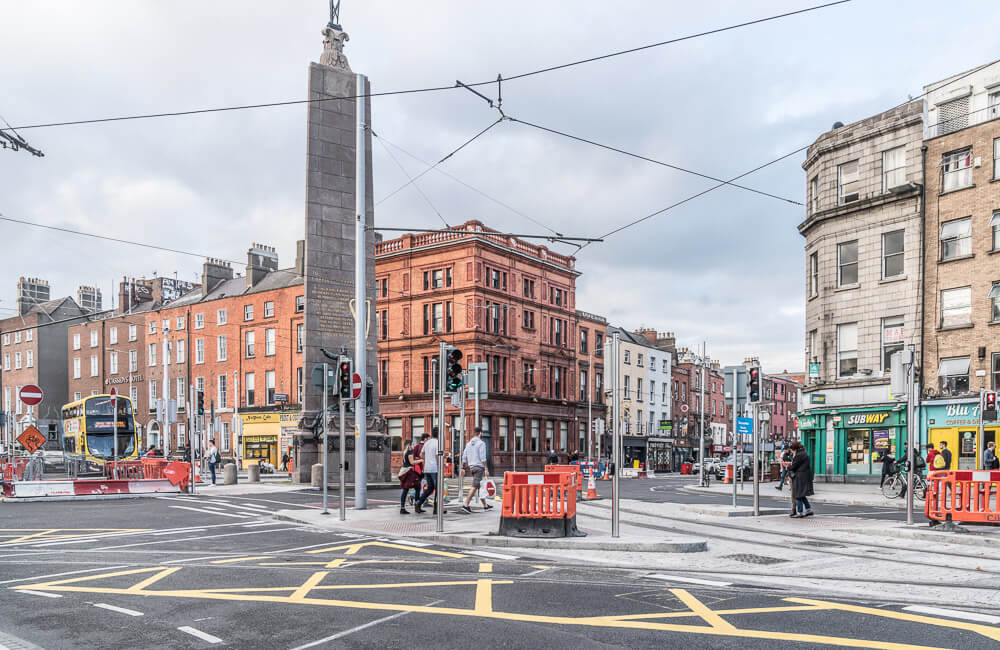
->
left=983, top=441, right=998, bottom=471
left=207, top=439, right=220, bottom=486
left=938, top=441, right=952, bottom=470
left=926, top=443, right=940, bottom=470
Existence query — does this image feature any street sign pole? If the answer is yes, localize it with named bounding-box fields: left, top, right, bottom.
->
left=353, top=71, right=369, bottom=512
left=321, top=362, right=329, bottom=516
left=612, top=331, right=621, bottom=538
left=188, top=385, right=196, bottom=495
left=753, top=402, right=760, bottom=516
left=699, top=342, right=706, bottom=487
left=459, top=379, right=466, bottom=498
left=587, top=352, right=593, bottom=468
left=111, top=389, right=118, bottom=475
left=906, top=345, right=916, bottom=526
left=732, top=366, right=738, bottom=507
left=339, top=391, right=346, bottom=522
left=436, top=341, right=447, bottom=533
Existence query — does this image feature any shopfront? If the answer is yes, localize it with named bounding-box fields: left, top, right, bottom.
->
left=239, top=411, right=299, bottom=468
left=622, top=436, right=647, bottom=469
left=922, top=400, right=998, bottom=470
left=797, top=406, right=906, bottom=480
left=646, top=437, right=672, bottom=472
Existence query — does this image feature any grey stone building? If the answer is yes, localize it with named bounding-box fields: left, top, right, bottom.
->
left=797, top=100, right=924, bottom=480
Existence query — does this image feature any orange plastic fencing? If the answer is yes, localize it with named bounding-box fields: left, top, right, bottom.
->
left=544, top=464, right=583, bottom=492
left=105, top=458, right=173, bottom=481
left=925, top=470, right=1000, bottom=524
left=501, top=472, right=576, bottom=520
left=1, top=458, right=29, bottom=482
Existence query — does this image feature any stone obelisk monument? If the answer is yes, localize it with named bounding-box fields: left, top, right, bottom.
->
left=295, top=5, right=386, bottom=486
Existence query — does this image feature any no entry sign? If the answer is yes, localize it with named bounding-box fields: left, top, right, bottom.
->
left=351, top=373, right=363, bottom=400
left=19, top=385, right=43, bottom=406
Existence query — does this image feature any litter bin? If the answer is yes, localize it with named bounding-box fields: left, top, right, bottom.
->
left=680, top=463, right=692, bottom=475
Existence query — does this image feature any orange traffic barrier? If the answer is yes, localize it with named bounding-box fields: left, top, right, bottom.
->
left=925, top=470, right=1000, bottom=524
left=499, top=471, right=584, bottom=538
left=545, top=464, right=583, bottom=492
left=723, top=464, right=733, bottom=484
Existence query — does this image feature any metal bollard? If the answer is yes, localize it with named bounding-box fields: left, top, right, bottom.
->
left=311, top=463, right=323, bottom=488
left=223, top=462, right=237, bottom=485
left=247, top=463, right=260, bottom=483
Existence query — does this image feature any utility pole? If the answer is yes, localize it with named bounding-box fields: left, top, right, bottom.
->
left=436, top=341, right=446, bottom=533
left=905, top=344, right=916, bottom=525
left=731, top=366, right=738, bottom=507
left=353, top=72, right=369, bottom=510
left=321, top=362, right=329, bottom=516
left=161, top=323, right=170, bottom=457
left=612, top=332, right=621, bottom=538
left=458, top=377, right=467, bottom=497
left=699, top=342, right=707, bottom=485
left=233, top=371, right=240, bottom=467
left=587, top=351, right=593, bottom=469
left=188, top=384, right=195, bottom=494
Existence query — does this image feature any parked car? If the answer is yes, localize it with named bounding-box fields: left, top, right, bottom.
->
left=715, top=455, right=753, bottom=481
left=692, top=458, right=720, bottom=475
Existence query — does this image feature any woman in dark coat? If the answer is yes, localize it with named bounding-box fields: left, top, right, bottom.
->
left=788, top=441, right=815, bottom=518
left=879, top=451, right=895, bottom=488
left=399, top=441, right=422, bottom=515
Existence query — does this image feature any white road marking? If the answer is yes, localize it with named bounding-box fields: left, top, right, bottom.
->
left=177, top=626, right=223, bottom=644
left=289, top=600, right=444, bottom=649
left=270, top=539, right=378, bottom=553
left=91, top=526, right=294, bottom=550
left=163, top=555, right=242, bottom=565
left=15, top=590, right=62, bottom=598
left=237, top=503, right=274, bottom=512
left=234, top=512, right=267, bottom=517
left=521, top=567, right=551, bottom=577
left=94, top=603, right=143, bottom=616
left=153, top=529, right=206, bottom=536
left=903, top=605, right=1000, bottom=624
left=30, top=538, right=99, bottom=547
left=384, top=538, right=433, bottom=547
left=242, top=522, right=279, bottom=528
left=466, top=550, right=518, bottom=560
left=168, top=505, right=251, bottom=519
left=0, top=565, right=131, bottom=585
left=647, top=573, right=732, bottom=587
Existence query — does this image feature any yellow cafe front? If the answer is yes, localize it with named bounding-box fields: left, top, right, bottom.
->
left=239, top=411, right=299, bottom=468
left=921, top=399, right=999, bottom=470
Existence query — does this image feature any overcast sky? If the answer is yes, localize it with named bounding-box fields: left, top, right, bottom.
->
left=2, top=1, right=999, bottom=373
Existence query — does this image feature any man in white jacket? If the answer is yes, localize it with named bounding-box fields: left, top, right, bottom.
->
left=459, top=427, right=491, bottom=514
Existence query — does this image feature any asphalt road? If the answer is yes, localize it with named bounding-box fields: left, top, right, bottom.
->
left=1, top=488, right=996, bottom=649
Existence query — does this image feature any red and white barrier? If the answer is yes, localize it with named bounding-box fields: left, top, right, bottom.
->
left=5, top=478, right=182, bottom=499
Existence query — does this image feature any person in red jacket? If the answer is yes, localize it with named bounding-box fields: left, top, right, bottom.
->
left=925, top=443, right=939, bottom=470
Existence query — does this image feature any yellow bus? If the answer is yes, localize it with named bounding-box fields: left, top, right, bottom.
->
left=61, top=394, right=139, bottom=474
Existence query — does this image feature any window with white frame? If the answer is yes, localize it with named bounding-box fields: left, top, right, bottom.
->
left=90, top=330, right=98, bottom=348
left=25, top=350, right=32, bottom=368
left=808, top=329, right=818, bottom=364
left=218, top=374, right=227, bottom=409
left=838, top=160, right=860, bottom=204
left=882, top=146, right=906, bottom=192
left=148, top=321, right=156, bottom=335
left=624, top=375, right=630, bottom=399
left=176, top=339, right=185, bottom=363
left=244, top=304, right=254, bottom=321
left=989, top=283, right=1000, bottom=322
left=13, top=352, right=20, bottom=369
left=881, top=316, right=904, bottom=371
left=942, top=148, right=973, bottom=192
left=941, top=286, right=972, bottom=327
left=650, top=380, right=655, bottom=403
left=636, top=377, right=643, bottom=402
left=245, top=372, right=255, bottom=406
left=245, top=331, right=255, bottom=357
left=128, top=324, right=137, bottom=341
left=129, top=349, right=137, bottom=372
left=73, top=333, right=80, bottom=350
left=109, top=327, right=118, bottom=345
left=938, top=356, right=970, bottom=395
left=264, top=301, right=274, bottom=318
left=295, top=295, right=304, bottom=313
left=266, top=370, right=275, bottom=404
left=217, top=334, right=227, bottom=361
left=195, top=338, right=205, bottom=364
left=24, top=329, right=30, bottom=342
left=991, top=211, right=1000, bottom=252
left=176, top=316, right=185, bottom=330
left=837, top=240, right=858, bottom=286
left=221, top=423, right=231, bottom=451
left=149, top=380, right=157, bottom=408
left=941, top=217, right=972, bottom=260
left=809, top=252, right=819, bottom=297
left=217, top=308, right=227, bottom=325
left=623, top=350, right=630, bottom=364
left=810, top=175, right=819, bottom=213
left=265, top=328, right=275, bottom=356
left=2, top=334, right=7, bottom=345
left=194, top=313, right=204, bottom=329
left=177, top=377, right=185, bottom=405
left=148, top=343, right=156, bottom=366
left=109, top=352, right=118, bottom=374
left=994, top=137, right=1000, bottom=180
left=297, top=324, right=304, bottom=353
left=837, top=322, right=857, bottom=377
left=882, top=230, right=904, bottom=278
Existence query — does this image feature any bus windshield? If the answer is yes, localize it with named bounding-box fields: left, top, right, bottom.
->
left=86, top=433, right=136, bottom=458
left=85, top=397, right=133, bottom=416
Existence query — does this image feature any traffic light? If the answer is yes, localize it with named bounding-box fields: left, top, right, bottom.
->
left=445, top=347, right=463, bottom=392
left=985, top=391, right=998, bottom=422
left=196, top=391, right=205, bottom=415
left=747, top=366, right=761, bottom=404
left=338, top=356, right=353, bottom=400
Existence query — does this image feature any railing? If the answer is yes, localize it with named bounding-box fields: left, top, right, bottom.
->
left=925, top=104, right=1000, bottom=139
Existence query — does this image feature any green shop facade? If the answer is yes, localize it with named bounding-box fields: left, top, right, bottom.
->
left=796, top=404, right=908, bottom=481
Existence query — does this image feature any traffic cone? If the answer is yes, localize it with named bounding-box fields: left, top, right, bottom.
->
left=585, top=474, right=599, bottom=500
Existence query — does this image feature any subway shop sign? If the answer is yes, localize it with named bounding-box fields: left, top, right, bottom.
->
left=844, top=412, right=892, bottom=426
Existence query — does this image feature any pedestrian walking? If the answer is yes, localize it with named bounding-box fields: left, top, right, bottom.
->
left=925, top=443, right=940, bottom=470
left=281, top=451, right=290, bottom=472
left=879, top=451, right=895, bottom=488
left=459, top=427, right=491, bottom=514
left=398, top=441, right=422, bottom=514
left=938, top=441, right=952, bottom=470
left=788, top=441, right=814, bottom=518
left=775, top=447, right=793, bottom=491
left=206, top=439, right=220, bottom=486
left=547, top=446, right=558, bottom=465
left=984, top=441, right=998, bottom=471
left=414, top=428, right=444, bottom=514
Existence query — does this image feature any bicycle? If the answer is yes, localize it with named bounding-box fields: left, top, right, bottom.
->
left=881, top=463, right=926, bottom=501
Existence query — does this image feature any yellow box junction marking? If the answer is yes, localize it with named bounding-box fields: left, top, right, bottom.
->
left=478, top=563, right=493, bottom=573
left=0, top=529, right=148, bottom=546
left=304, top=541, right=466, bottom=558
left=13, top=563, right=995, bottom=648
left=211, top=556, right=273, bottom=565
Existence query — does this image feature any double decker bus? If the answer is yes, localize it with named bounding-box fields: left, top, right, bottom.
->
left=61, top=394, right=139, bottom=474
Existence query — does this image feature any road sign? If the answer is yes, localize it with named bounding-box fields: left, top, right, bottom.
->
left=110, top=387, right=117, bottom=397
left=659, top=419, right=673, bottom=431
left=351, top=373, right=363, bottom=400
left=162, top=460, right=189, bottom=488
left=484, top=479, right=497, bottom=498
left=17, top=425, right=46, bottom=453
left=19, top=385, right=43, bottom=406
left=736, top=417, right=753, bottom=436
left=680, top=403, right=689, bottom=413
left=274, top=393, right=288, bottom=403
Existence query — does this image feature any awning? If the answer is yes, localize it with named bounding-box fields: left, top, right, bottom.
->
left=938, top=356, right=970, bottom=377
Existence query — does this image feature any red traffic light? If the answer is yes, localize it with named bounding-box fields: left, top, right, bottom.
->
left=987, top=392, right=996, bottom=406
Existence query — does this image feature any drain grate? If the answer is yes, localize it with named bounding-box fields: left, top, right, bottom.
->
left=723, top=553, right=789, bottom=565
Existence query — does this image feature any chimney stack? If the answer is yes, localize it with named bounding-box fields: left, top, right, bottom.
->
left=247, top=243, right=279, bottom=289
left=295, top=240, right=305, bottom=277
left=202, top=258, right=234, bottom=295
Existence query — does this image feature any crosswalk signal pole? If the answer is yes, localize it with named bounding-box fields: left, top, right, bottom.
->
left=321, top=362, right=329, bottom=516
left=612, top=331, right=621, bottom=538
left=437, top=341, right=447, bottom=533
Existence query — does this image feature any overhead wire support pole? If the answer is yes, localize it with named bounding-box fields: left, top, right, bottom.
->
left=354, top=72, right=368, bottom=511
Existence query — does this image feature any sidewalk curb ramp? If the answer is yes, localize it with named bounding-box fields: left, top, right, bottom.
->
left=422, top=532, right=707, bottom=553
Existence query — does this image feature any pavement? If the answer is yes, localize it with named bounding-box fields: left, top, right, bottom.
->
left=686, top=478, right=913, bottom=508
left=3, top=482, right=1000, bottom=648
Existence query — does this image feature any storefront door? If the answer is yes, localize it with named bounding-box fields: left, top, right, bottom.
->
left=957, top=430, right=977, bottom=470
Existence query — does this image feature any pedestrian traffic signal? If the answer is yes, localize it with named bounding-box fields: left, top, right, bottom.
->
left=985, top=391, right=998, bottom=422
left=338, top=356, right=353, bottom=399
left=747, top=366, right=761, bottom=404
left=196, top=391, right=205, bottom=415
left=445, top=346, right=463, bottom=392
